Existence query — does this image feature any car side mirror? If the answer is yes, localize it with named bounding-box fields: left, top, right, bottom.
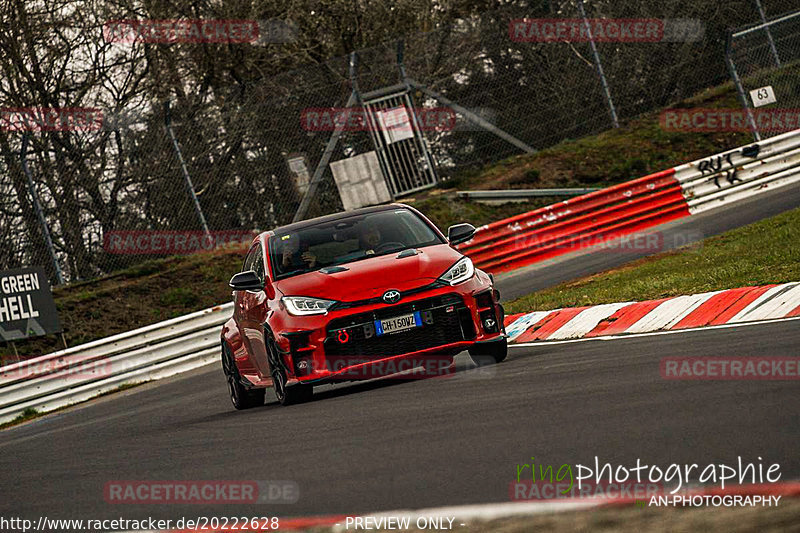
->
left=448, top=223, right=476, bottom=245
left=229, top=270, right=264, bottom=291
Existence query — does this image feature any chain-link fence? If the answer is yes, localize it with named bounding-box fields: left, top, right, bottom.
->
left=1, top=0, right=797, bottom=286
left=726, top=8, right=800, bottom=140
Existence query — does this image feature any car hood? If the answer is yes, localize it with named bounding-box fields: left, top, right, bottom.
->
left=274, top=244, right=463, bottom=302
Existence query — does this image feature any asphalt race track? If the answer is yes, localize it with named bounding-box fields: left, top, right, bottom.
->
left=1, top=319, right=798, bottom=523
left=1, top=180, right=798, bottom=527
left=496, top=180, right=800, bottom=300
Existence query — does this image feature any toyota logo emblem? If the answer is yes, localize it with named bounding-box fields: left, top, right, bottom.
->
left=382, top=290, right=401, bottom=304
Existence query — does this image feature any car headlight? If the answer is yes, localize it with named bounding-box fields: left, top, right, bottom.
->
left=282, top=296, right=337, bottom=316
left=439, top=256, right=474, bottom=285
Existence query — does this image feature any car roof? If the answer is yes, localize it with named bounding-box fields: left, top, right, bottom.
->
left=266, top=203, right=413, bottom=235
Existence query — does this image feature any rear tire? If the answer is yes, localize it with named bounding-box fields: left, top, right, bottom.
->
left=468, top=338, right=508, bottom=366
left=267, top=336, right=313, bottom=406
left=221, top=343, right=265, bottom=410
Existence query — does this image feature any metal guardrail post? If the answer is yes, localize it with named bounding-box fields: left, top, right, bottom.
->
left=20, top=134, right=64, bottom=285
left=164, top=100, right=211, bottom=236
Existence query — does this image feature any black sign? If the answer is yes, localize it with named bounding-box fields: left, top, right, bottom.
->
left=0, top=267, right=61, bottom=341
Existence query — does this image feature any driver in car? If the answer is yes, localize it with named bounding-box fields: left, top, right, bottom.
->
left=280, top=234, right=317, bottom=271
left=358, top=225, right=383, bottom=255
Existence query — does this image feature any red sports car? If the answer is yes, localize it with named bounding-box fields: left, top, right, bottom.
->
left=220, top=203, right=507, bottom=408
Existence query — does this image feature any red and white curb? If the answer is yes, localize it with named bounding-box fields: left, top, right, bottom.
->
left=504, top=282, right=800, bottom=343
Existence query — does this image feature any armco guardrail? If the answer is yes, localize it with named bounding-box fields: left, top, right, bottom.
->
left=0, top=303, right=231, bottom=424
left=458, top=128, right=800, bottom=274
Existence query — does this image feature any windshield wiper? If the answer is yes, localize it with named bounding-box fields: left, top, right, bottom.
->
left=278, top=269, right=310, bottom=278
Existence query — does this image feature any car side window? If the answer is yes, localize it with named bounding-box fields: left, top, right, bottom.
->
left=242, top=245, right=256, bottom=273
left=252, top=244, right=265, bottom=283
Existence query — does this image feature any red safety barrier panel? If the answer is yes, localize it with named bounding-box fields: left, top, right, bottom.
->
left=457, top=168, right=690, bottom=274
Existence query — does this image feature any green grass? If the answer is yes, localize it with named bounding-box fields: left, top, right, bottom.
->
left=0, top=407, right=39, bottom=430
left=505, top=206, right=800, bottom=314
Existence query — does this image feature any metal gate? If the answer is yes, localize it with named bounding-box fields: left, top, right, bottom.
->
left=361, top=90, right=438, bottom=197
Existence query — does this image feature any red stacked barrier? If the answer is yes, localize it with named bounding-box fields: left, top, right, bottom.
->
left=456, top=168, right=690, bottom=274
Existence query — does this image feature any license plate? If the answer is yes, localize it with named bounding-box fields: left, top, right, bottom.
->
left=375, top=311, right=422, bottom=336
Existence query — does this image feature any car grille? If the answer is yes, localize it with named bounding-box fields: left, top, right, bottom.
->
left=324, top=293, right=475, bottom=360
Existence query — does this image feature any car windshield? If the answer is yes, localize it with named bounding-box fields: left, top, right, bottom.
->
left=269, top=209, right=444, bottom=279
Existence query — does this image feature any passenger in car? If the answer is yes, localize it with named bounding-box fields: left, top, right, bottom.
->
left=279, top=234, right=317, bottom=271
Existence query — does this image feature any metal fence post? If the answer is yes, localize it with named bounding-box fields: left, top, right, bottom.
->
left=20, top=134, right=65, bottom=285
left=724, top=36, right=761, bottom=142
left=753, top=0, right=781, bottom=67
left=164, top=100, right=211, bottom=236
left=292, top=87, right=359, bottom=222
left=577, top=0, right=619, bottom=128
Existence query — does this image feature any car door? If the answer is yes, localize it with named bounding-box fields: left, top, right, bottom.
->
left=236, top=241, right=273, bottom=380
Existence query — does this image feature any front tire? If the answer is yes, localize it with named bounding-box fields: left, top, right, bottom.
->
left=222, top=343, right=265, bottom=410
left=468, top=337, right=508, bottom=366
left=267, top=336, right=313, bottom=406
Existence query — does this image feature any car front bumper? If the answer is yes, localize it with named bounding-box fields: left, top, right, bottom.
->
left=273, top=271, right=505, bottom=384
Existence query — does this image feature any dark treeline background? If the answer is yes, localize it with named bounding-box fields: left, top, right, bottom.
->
left=0, top=0, right=795, bottom=283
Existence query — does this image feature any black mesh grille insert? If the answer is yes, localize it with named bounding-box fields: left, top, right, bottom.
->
left=324, top=293, right=474, bottom=360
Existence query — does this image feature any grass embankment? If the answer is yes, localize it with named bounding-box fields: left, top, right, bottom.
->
left=505, top=207, right=800, bottom=314
left=0, top=81, right=755, bottom=362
